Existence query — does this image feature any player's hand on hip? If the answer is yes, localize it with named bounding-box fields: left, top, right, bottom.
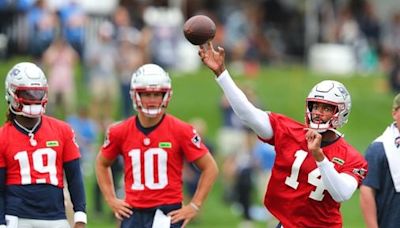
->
left=305, top=129, right=325, bottom=162
left=168, top=204, right=198, bottom=228
left=108, top=198, right=133, bottom=220
left=199, top=41, right=226, bottom=76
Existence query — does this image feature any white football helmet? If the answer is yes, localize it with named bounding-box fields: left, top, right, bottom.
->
left=130, top=64, right=172, bottom=117
left=305, top=80, right=351, bottom=132
left=5, top=62, right=48, bottom=118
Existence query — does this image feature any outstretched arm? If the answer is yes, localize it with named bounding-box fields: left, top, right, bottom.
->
left=199, top=42, right=273, bottom=139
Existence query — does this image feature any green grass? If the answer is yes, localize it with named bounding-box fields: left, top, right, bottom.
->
left=0, top=58, right=394, bottom=228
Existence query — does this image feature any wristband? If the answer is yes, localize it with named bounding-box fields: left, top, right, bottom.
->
left=74, top=211, right=87, bottom=224
left=190, top=202, right=200, bottom=211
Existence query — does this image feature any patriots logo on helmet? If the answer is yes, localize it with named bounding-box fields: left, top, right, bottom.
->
left=10, top=68, right=20, bottom=77
left=337, top=86, right=349, bottom=99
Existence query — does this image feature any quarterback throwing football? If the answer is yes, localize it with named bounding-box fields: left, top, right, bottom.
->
left=199, top=42, right=367, bottom=228
left=96, top=64, right=218, bottom=228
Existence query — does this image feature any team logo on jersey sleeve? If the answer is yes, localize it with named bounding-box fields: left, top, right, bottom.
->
left=71, top=130, right=79, bottom=148
left=103, top=136, right=110, bottom=148
left=352, top=168, right=367, bottom=178
left=103, top=129, right=111, bottom=148
left=191, top=133, right=201, bottom=148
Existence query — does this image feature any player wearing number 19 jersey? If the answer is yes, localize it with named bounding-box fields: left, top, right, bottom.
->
left=198, top=42, right=368, bottom=228
left=96, top=64, right=218, bottom=228
left=0, top=62, right=86, bottom=228
left=0, top=116, right=84, bottom=218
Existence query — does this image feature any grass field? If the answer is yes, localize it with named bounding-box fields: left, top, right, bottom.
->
left=0, top=57, right=394, bottom=228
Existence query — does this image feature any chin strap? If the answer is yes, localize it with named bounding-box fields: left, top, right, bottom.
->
left=327, top=128, right=344, bottom=137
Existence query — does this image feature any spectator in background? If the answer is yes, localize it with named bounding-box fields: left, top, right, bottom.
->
left=335, top=4, right=377, bottom=73
left=142, top=0, right=184, bottom=69
left=383, top=12, right=400, bottom=92
left=85, top=20, right=119, bottom=129
left=383, top=11, right=400, bottom=58
left=357, top=1, right=381, bottom=55
left=218, top=93, right=249, bottom=204
left=114, top=6, right=147, bottom=118
left=26, top=0, right=57, bottom=62
left=251, top=138, right=276, bottom=227
left=66, top=106, right=99, bottom=176
left=232, top=130, right=258, bottom=228
left=184, top=117, right=215, bottom=199
left=217, top=85, right=260, bottom=205
left=42, top=36, right=78, bottom=118
left=58, top=0, right=86, bottom=58
left=360, top=93, right=400, bottom=228
left=252, top=140, right=275, bottom=200
left=224, top=2, right=275, bottom=75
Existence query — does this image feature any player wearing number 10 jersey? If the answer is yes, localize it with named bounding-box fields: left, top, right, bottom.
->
left=199, top=42, right=368, bottom=228
left=0, top=62, right=86, bottom=228
left=101, top=114, right=210, bottom=208
left=96, top=64, right=218, bottom=228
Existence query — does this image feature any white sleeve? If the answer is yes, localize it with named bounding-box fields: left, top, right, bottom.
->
left=216, top=70, right=273, bottom=139
left=317, top=157, right=358, bottom=202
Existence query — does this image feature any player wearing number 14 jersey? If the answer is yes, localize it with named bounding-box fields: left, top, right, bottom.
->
left=199, top=42, right=368, bottom=228
left=0, top=62, right=86, bottom=228
left=96, top=64, right=218, bottom=228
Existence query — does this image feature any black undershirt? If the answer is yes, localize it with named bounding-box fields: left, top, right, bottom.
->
left=135, top=114, right=166, bottom=135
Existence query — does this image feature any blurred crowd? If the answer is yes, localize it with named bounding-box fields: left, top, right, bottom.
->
left=0, top=0, right=398, bottom=74
left=0, top=0, right=399, bottom=227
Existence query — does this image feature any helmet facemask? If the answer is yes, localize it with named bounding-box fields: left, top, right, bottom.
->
left=5, top=62, right=48, bottom=118
left=305, top=80, right=351, bottom=133
left=306, top=100, right=340, bottom=132
left=8, top=86, right=48, bottom=117
left=130, top=64, right=172, bottom=118
left=132, top=88, right=172, bottom=117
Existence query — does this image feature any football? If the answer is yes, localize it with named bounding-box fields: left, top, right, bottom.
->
left=183, top=15, right=216, bottom=45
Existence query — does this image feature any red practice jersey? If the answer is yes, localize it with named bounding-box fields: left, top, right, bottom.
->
left=101, top=114, right=209, bottom=208
left=259, top=113, right=367, bottom=228
left=0, top=115, right=81, bottom=188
